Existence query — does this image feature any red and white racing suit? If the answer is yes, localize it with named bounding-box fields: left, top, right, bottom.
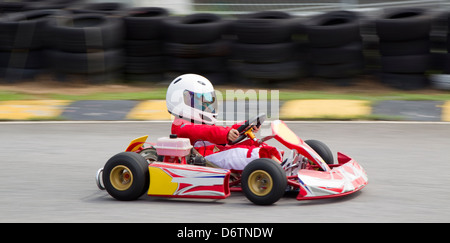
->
left=171, top=118, right=282, bottom=170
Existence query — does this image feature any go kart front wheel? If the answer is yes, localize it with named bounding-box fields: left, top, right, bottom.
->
left=305, top=139, right=334, bottom=164
left=103, top=152, right=149, bottom=201
left=242, top=158, right=287, bottom=205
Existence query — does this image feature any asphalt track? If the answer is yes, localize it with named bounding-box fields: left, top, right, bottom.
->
left=1, top=121, right=450, bottom=223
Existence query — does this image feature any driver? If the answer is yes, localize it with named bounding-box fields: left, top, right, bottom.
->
left=166, top=73, right=287, bottom=170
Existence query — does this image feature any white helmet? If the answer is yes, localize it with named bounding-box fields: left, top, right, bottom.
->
left=166, top=74, right=218, bottom=125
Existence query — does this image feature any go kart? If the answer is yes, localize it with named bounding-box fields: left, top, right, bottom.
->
left=96, top=114, right=368, bottom=205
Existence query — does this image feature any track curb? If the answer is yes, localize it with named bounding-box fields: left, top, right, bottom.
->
left=0, top=99, right=449, bottom=122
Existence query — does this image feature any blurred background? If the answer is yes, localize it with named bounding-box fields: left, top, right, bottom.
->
left=1, top=0, right=450, bottom=90
left=2, top=1, right=450, bottom=223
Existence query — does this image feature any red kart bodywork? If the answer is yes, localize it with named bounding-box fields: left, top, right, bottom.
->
left=271, top=120, right=368, bottom=200
left=119, top=120, right=367, bottom=202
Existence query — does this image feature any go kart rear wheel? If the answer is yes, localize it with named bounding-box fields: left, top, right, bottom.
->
left=103, top=152, right=149, bottom=201
left=242, top=158, right=287, bottom=205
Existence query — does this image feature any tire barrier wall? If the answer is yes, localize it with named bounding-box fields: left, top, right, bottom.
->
left=0, top=2, right=449, bottom=90
left=123, top=7, right=169, bottom=82
left=304, top=10, right=364, bottom=85
left=229, top=11, right=301, bottom=85
left=376, top=8, right=432, bottom=90
left=163, top=13, right=230, bottom=84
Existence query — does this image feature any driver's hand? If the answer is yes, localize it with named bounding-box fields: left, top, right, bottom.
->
left=227, top=129, right=239, bottom=143
left=252, top=125, right=260, bottom=133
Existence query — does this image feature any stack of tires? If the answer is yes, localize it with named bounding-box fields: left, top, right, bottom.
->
left=163, top=13, right=229, bottom=84
left=375, top=8, right=432, bottom=90
left=428, top=11, right=450, bottom=90
left=122, top=7, right=169, bottom=82
left=0, top=9, right=65, bottom=82
left=46, top=13, right=125, bottom=83
left=304, top=11, right=364, bottom=85
left=229, top=11, right=300, bottom=85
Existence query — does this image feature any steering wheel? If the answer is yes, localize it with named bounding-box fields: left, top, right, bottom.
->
left=230, top=113, right=266, bottom=145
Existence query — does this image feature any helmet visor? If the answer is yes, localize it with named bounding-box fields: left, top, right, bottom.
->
left=183, top=90, right=217, bottom=113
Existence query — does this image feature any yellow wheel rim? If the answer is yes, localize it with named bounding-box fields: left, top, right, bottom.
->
left=110, top=165, right=133, bottom=191
left=248, top=170, right=273, bottom=196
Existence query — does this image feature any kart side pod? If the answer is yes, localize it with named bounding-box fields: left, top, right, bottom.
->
left=147, top=162, right=231, bottom=199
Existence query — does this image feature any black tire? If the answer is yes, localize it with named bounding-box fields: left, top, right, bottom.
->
left=379, top=39, right=430, bottom=56
left=163, top=14, right=227, bottom=44
left=123, top=73, right=165, bottom=83
left=231, top=42, right=297, bottom=63
left=201, top=72, right=230, bottom=85
left=0, top=49, right=48, bottom=69
left=307, top=41, right=363, bottom=65
left=125, top=56, right=166, bottom=74
left=0, top=67, right=42, bottom=82
left=380, top=72, right=429, bottom=90
left=429, top=52, right=445, bottom=71
left=245, top=10, right=292, bottom=19
left=311, top=62, right=364, bottom=79
left=305, top=139, right=334, bottom=165
left=381, top=54, right=429, bottom=74
left=241, top=158, right=287, bottom=205
left=70, top=2, right=127, bottom=15
left=0, top=9, right=67, bottom=50
left=47, top=13, right=124, bottom=53
left=232, top=11, right=293, bottom=44
left=442, top=53, right=450, bottom=74
left=375, top=8, right=431, bottom=41
left=305, top=10, right=361, bottom=48
left=164, top=40, right=230, bottom=58
left=47, top=49, right=124, bottom=74
left=232, top=61, right=301, bottom=80
left=124, top=40, right=163, bottom=57
left=102, top=152, right=149, bottom=201
left=166, top=56, right=225, bottom=73
left=123, top=7, right=169, bottom=40
left=0, top=2, right=29, bottom=13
